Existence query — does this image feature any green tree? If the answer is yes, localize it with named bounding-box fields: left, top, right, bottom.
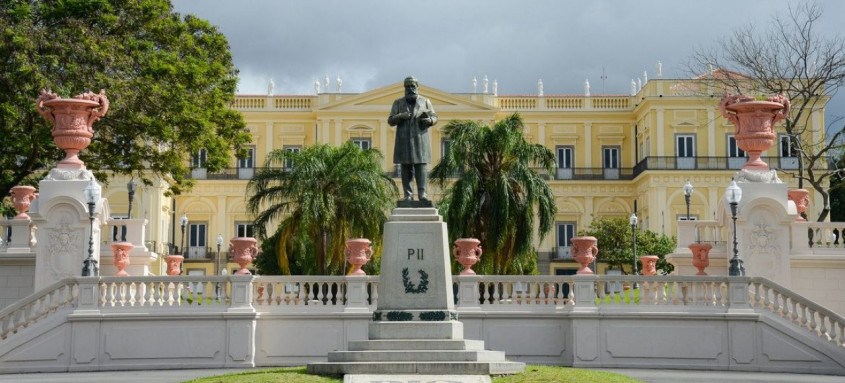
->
left=247, top=142, right=398, bottom=275
left=431, top=113, right=557, bottom=275
left=830, top=152, right=845, bottom=222
left=0, top=0, right=249, bottom=199
left=579, top=217, right=676, bottom=275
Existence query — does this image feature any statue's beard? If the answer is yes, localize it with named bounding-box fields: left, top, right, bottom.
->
left=405, top=93, right=418, bottom=102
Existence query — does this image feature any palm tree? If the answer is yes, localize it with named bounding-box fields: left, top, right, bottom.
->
left=247, top=142, right=398, bottom=275
left=431, top=113, right=557, bottom=275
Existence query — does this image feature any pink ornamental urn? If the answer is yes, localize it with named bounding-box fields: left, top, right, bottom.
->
left=35, top=89, right=109, bottom=169
left=718, top=93, right=790, bottom=172
left=165, top=255, right=184, bottom=276
left=229, top=237, right=259, bottom=275
left=787, top=189, right=810, bottom=222
left=688, top=243, right=713, bottom=276
left=111, top=242, right=133, bottom=276
left=345, top=238, right=373, bottom=276
left=9, top=185, right=38, bottom=219
left=570, top=236, right=599, bottom=275
left=640, top=255, right=659, bottom=276
left=453, top=238, right=483, bottom=275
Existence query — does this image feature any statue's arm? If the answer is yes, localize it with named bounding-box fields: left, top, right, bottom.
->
left=423, top=99, right=437, bottom=127
left=388, top=100, right=403, bottom=126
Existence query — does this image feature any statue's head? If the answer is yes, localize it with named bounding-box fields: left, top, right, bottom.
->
left=404, top=76, right=419, bottom=100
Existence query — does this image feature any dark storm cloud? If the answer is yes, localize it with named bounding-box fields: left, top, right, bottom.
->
left=172, top=0, right=844, bottom=120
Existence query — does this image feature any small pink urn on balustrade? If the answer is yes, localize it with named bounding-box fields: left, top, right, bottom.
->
left=453, top=238, right=483, bottom=275
left=36, top=89, right=109, bottom=169
left=165, top=255, right=183, bottom=276
left=718, top=93, right=790, bottom=172
left=787, top=189, right=810, bottom=222
left=229, top=237, right=259, bottom=275
left=640, top=255, right=659, bottom=276
left=570, top=236, right=599, bottom=275
left=688, top=243, right=713, bottom=276
left=9, top=186, right=38, bottom=219
left=111, top=242, right=133, bottom=276
left=345, top=238, right=373, bottom=276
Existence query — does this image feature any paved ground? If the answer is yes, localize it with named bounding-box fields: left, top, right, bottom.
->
left=0, top=368, right=843, bottom=383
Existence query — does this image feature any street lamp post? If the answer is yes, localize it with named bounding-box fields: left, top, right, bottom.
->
left=82, top=178, right=101, bottom=276
left=126, top=178, right=137, bottom=219
left=180, top=214, right=188, bottom=275
left=726, top=179, right=745, bottom=276
left=629, top=212, right=639, bottom=289
left=216, top=233, right=224, bottom=277
left=683, top=180, right=693, bottom=221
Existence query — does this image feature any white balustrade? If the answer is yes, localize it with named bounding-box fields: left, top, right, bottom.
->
left=98, top=276, right=229, bottom=309
left=0, top=279, right=77, bottom=341
left=252, top=276, right=378, bottom=310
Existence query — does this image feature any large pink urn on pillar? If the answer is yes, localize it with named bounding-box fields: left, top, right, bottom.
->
left=111, top=242, right=133, bottom=276
left=718, top=93, right=790, bottom=172
left=35, top=89, right=109, bottom=169
left=9, top=186, right=38, bottom=219
left=688, top=243, right=713, bottom=276
left=345, top=238, right=373, bottom=276
left=229, top=237, right=259, bottom=275
left=787, top=189, right=810, bottom=221
left=570, top=236, right=598, bottom=275
left=453, top=238, right=483, bottom=275
left=165, top=255, right=183, bottom=276
left=640, top=255, right=659, bottom=276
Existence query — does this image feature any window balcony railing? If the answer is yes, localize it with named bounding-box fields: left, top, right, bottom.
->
left=632, top=156, right=816, bottom=177
left=187, top=167, right=255, bottom=180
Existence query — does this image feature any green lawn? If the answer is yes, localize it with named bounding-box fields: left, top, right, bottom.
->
left=183, top=365, right=644, bottom=383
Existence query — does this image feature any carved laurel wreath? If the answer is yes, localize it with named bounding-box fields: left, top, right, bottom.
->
left=402, top=268, right=429, bottom=294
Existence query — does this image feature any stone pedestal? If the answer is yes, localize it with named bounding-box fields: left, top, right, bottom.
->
left=729, top=182, right=793, bottom=286
left=4, top=219, right=36, bottom=253
left=29, top=172, right=108, bottom=290
left=307, top=208, right=524, bottom=376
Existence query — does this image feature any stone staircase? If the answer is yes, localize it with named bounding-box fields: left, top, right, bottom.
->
left=307, top=321, right=525, bottom=375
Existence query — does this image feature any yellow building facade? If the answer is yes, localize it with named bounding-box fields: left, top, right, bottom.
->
left=103, top=78, right=826, bottom=276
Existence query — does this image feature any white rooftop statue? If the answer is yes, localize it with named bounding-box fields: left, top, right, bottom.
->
left=643, top=70, right=648, bottom=84
left=336, top=75, right=342, bottom=92
left=314, top=80, right=321, bottom=94
left=472, top=76, right=477, bottom=93
left=656, top=61, right=663, bottom=77
left=267, top=78, right=274, bottom=96
left=584, top=79, right=590, bottom=97
left=493, top=79, right=498, bottom=96
left=483, top=75, right=489, bottom=94
left=537, top=79, right=544, bottom=96
left=637, top=78, right=642, bottom=91
left=324, top=75, right=330, bottom=92
left=630, top=79, right=637, bottom=96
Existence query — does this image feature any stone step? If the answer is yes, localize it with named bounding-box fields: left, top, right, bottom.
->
left=348, top=339, right=485, bottom=351
left=369, top=321, right=463, bottom=340
left=328, top=350, right=506, bottom=363
left=306, top=361, right=526, bottom=376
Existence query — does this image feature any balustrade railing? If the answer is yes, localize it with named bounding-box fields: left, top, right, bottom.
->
left=807, top=222, right=844, bottom=249
left=3, top=275, right=843, bottom=350
left=0, top=279, right=78, bottom=340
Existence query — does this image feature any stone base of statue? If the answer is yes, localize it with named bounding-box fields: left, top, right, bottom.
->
left=307, top=208, right=524, bottom=377
left=396, top=199, right=434, bottom=208
left=735, top=168, right=781, bottom=184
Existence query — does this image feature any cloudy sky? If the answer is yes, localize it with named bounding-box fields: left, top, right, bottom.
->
left=171, top=0, right=844, bottom=121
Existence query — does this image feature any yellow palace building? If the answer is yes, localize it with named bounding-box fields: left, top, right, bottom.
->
left=103, top=77, right=827, bottom=277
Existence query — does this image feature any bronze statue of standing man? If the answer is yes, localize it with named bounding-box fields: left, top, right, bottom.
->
left=389, top=76, right=437, bottom=203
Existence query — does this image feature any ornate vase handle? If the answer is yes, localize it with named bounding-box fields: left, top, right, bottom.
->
left=474, top=246, right=483, bottom=257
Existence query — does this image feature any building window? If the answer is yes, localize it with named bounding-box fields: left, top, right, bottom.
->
left=191, top=149, right=207, bottom=168
left=351, top=138, right=371, bottom=150
left=440, top=139, right=452, bottom=160
left=556, top=146, right=573, bottom=180
left=235, top=222, right=254, bottom=238
left=677, top=215, right=699, bottom=221
left=602, top=146, right=620, bottom=179
left=555, top=222, right=575, bottom=259
left=676, top=135, right=695, bottom=158
left=727, top=135, right=746, bottom=157
left=283, top=146, right=301, bottom=170
left=238, top=146, right=255, bottom=169
left=779, top=134, right=799, bottom=170
left=675, top=135, right=695, bottom=169
left=187, top=222, right=207, bottom=259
